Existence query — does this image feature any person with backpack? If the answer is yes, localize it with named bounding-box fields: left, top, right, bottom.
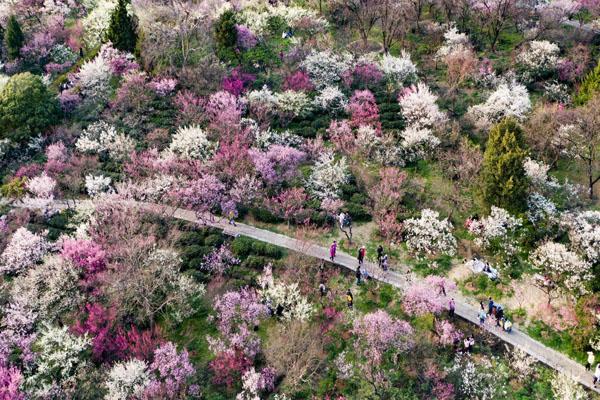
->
left=478, top=309, right=487, bottom=327
left=377, top=245, right=384, bottom=267
left=346, top=290, right=353, bottom=309
left=330, top=240, right=337, bottom=262
left=357, top=246, right=366, bottom=266
left=495, top=305, right=504, bottom=327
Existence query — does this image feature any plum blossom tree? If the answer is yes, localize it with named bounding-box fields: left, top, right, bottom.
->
left=550, top=371, right=587, bottom=400
left=435, top=320, right=463, bottom=346
left=257, top=264, right=313, bottom=322
left=249, top=145, right=306, bottom=186
left=347, top=89, right=381, bottom=131
left=404, top=209, right=457, bottom=256
left=0, top=366, right=25, bottom=400
left=201, top=244, right=240, bottom=276
left=307, top=151, right=349, bottom=200
left=379, top=51, right=418, bottom=88
left=144, top=342, right=196, bottom=399
left=268, top=188, right=309, bottom=226
left=167, top=125, right=216, bottom=161
left=0, top=227, right=49, bottom=275
left=105, top=359, right=150, bottom=400
left=561, top=211, right=600, bottom=264
left=398, top=83, right=446, bottom=130
left=471, top=0, right=520, bottom=50
left=25, top=172, right=56, bottom=199
left=300, top=50, right=352, bottom=89
left=530, top=242, right=592, bottom=303
left=468, top=80, right=531, bottom=130
left=173, top=174, right=225, bottom=218
left=403, top=276, right=456, bottom=316
left=85, top=174, right=112, bottom=197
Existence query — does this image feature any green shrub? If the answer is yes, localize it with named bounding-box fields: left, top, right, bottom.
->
left=251, top=207, right=282, bottom=223
left=4, top=15, right=23, bottom=60
left=204, top=234, right=224, bottom=248
left=574, top=59, right=600, bottom=105
left=0, top=73, right=61, bottom=143
left=105, top=0, right=138, bottom=53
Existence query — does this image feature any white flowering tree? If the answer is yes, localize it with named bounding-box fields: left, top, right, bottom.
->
left=76, top=121, right=135, bottom=161
left=313, top=86, right=348, bottom=114
left=466, top=206, right=522, bottom=253
left=307, top=151, right=349, bottom=199
left=379, top=51, right=418, bottom=88
left=105, top=359, right=150, bottom=400
left=404, top=209, right=457, bottom=256
left=85, top=175, right=113, bottom=197
left=300, top=50, right=352, bottom=89
left=276, top=90, right=312, bottom=118
left=26, top=173, right=57, bottom=199
left=399, top=126, right=441, bottom=162
left=516, top=40, right=560, bottom=82
left=398, top=83, right=447, bottom=130
left=167, top=125, right=216, bottom=161
left=257, top=265, right=313, bottom=322
left=0, top=227, right=49, bottom=275
left=550, top=372, right=587, bottom=400
left=561, top=211, right=600, bottom=264
left=530, top=242, right=592, bottom=303
left=436, top=26, right=470, bottom=59
left=468, top=80, right=531, bottom=129
left=28, top=324, right=91, bottom=397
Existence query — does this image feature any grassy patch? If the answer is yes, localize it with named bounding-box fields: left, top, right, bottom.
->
left=526, top=321, right=586, bottom=365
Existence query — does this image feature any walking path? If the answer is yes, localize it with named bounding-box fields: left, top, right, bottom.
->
left=11, top=198, right=600, bottom=393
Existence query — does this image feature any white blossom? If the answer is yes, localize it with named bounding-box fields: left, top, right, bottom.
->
left=75, top=55, right=112, bottom=101
left=436, top=26, right=470, bottom=59
left=246, top=85, right=279, bottom=113
left=379, top=51, right=418, bottom=87
left=446, top=353, right=508, bottom=399
left=26, top=173, right=57, bottom=199
left=307, top=151, right=349, bottom=199
left=467, top=206, right=522, bottom=248
left=258, top=264, right=313, bottom=322
left=76, top=121, right=135, bottom=161
left=105, top=359, right=149, bottom=400
left=398, top=83, right=447, bottom=130
left=530, top=242, right=592, bottom=297
left=561, top=211, right=600, bottom=264
left=550, top=372, right=587, bottom=400
left=527, top=192, right=558, bottom=224
left=516, top=40, right=560, bottom=82
left=1, top=227, right=49, bottom=275
left=82, top=0, right=117, bottom=48
left=85, top=174, right=113, bottom=197
left=404, top=209, right=457, bottom=256
left=167, top=125, right=216, bottom=161
left=468, top=80, right=531, bottom=129
left=300, top=50, right=352, bottom=89
left=313, top=86, right=347, bottom=114
left=399, top=126, right=441, bottom=162
left=276, top=90, right=312, bottom=117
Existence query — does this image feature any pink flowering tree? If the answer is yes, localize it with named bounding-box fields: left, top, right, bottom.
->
left=368, top=168, right=407, bottom=242
left=347, top=90, right=381, bottom=132
left=283, top=70, right=315, bottom=92
left=268, top=188, right=309, bottom=226
left=222, top=67, right=256, bottom=96
left=144, top=342, right=196, bottom=399
left=328, top=120, right=356, bottom=156
left=205, top=91, right=244, bottom=137
left=352, top=310, right=414, bottom=393
left=402, top=276, right=456, bottom=317
left=248, top=145, right=306, bottom=186
left=434, top=320, right=463, bottom=346
left=0, top=227, right=49, bottom=275
left=172, top=175, right=226, bottom=221
left=61, top=238, right=107, bottom=276
left=200, top=244, right=240, bottom=276
left=0, top=366, right=25, bottom=400
left=174, top=90, right=206, bottom=126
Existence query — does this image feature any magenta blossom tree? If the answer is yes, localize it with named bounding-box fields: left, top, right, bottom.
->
left=248, top=145, right=306, bottom=186
left=144, top=342, right=196, bottom=399
left=283, top=70, right=315, bottom=92
left=268, top=187, right=309, bottom=226
left=347, top=89, right=381, bottom=132
left=0, top=366, right=25, bottom=400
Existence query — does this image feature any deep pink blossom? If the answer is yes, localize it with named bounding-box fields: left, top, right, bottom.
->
left=145, top=342, right=195, bottom=399
left=0, top=366, right=25, bottom=400
left=61, top=238, right=107, bottom=275
left=222, top=68, right=256, bottom=96
left=248, top=145, right=306, bottom=185
left=282, top=70, right=314, bottom=92
left=347, top=89, right=381, bottom=132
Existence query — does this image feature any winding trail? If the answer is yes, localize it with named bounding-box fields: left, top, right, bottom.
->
left=12, top=198, right=600, bottom=394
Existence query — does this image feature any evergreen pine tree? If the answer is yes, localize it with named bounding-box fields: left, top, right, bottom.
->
left=4, top=15, right=24, bottom=60
left=105, top=0, right=137, bottom=53
left=574, top=59, right=600, bottom=106
left=480, top=118, right=529, bottom=213
left=214, top=10, right=238, bottom=60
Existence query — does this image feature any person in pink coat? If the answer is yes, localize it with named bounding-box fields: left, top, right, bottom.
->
left=330, top=240, right=337, bottom=262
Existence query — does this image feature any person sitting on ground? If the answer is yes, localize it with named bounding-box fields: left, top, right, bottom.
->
left=319, top=281, right=327, bottom=297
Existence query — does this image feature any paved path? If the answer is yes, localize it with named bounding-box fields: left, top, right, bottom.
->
left=11, top=199, right=600, bottom=394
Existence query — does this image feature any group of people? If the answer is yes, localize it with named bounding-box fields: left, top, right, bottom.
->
left=478, top=297, right=512, bottom=332
left=328, top=242, right=389, bottom=271
left=587, top=351, right=600, bottom=387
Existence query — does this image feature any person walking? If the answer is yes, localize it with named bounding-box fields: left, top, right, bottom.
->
left=480, top=300, right=485, bottom=311
left=227, top=209, right=237, bottom=226
left=449, top=298, right=456, bottom=318
left=330, top=241, right=337, bottom=262
left=487, top=297, right=494, bottom=315
left=357, top=245, right=366, bottom=266
left=495, top=305, right=504, bottom=327
left=587, top=351, right=595, bottom=371
left=319, top=281, right=327, bottom=297
left=355, top=266, right=362, bottom=285
left=346, top=290, right=353, bottom=309
left=478, top=309, right=487, bottom=327
left=377, top=244, right=384, bottom=267
left=381, top=254, right=389, bottom=271
left=594, top=363, right=600, bottom=387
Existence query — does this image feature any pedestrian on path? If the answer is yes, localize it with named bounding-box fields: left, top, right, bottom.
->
left=357, top=245, right=366, bottom=266
left=330, top=241, right=337, bottom=262
left=377, top=244, right=384, bottom=267
left=594, top=363, right=600, bottom=387
left=449, top=298, right=456, bottom=318
left=227, top=209, right=237, bottom=226
left=478, top=309, right=486, bottom=327
left=587, top=351, right=595, bottom=371
left=381, top=254, right=388, bottom=271
left=495, top=305, right=504, bottom=327
left=503, top=318, right=512, bottom=333
left=356, top=266, right=362, bottom=285
left=488, top=297, right=494, bottom=315
left=346, top=290, right=353, bottom=309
